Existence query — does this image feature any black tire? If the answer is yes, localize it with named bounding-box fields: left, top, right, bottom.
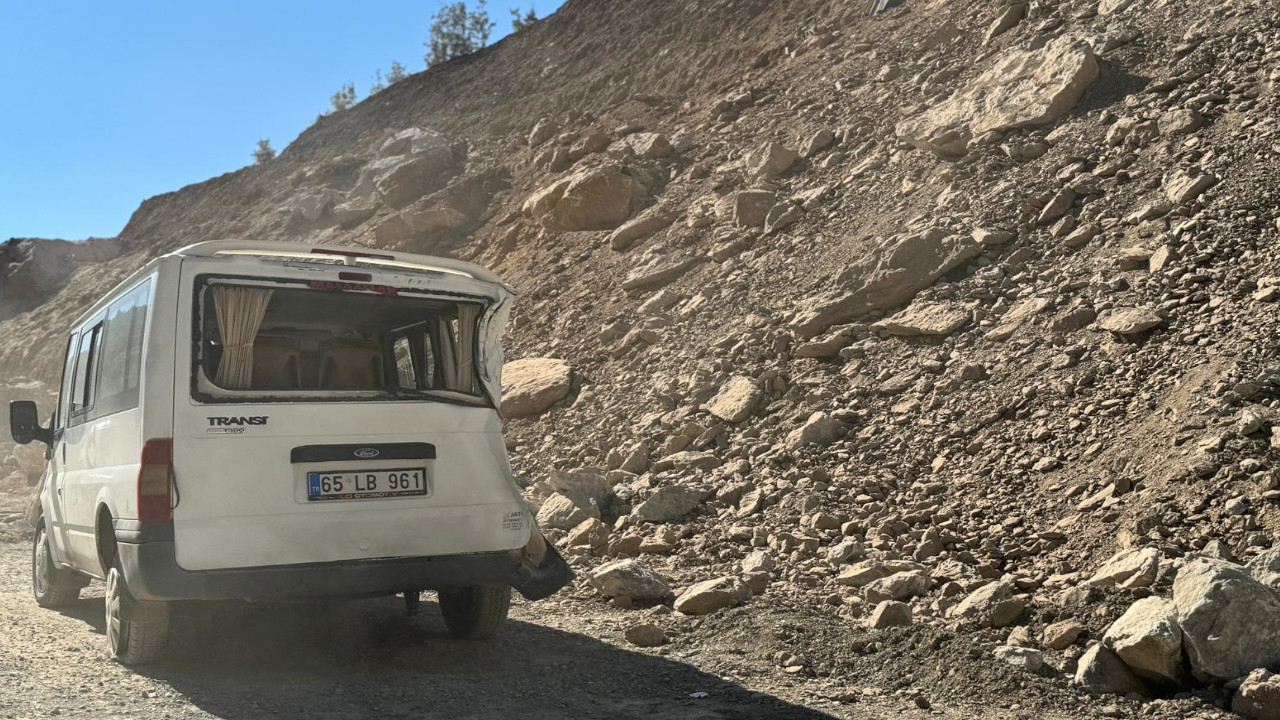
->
left=105, top=562, right=169, bottom=665
left=32, top=524, right=81, bottom=608
left=438, top=585, right=511, bottom=639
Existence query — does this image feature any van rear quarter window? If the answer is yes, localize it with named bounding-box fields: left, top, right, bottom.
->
left=193, top=276, right=490, bottom=405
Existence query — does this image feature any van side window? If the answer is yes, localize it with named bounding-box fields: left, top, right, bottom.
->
left=55, top=332, right=80, bottom=432
left=69, top=324, right=103, bottom=423
left=91, top=280, right=152, bottom=419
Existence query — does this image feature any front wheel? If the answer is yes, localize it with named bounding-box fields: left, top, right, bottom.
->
left=32, top=525, right=81, bottom=608
left=105, top=563, right=169, bottom=665
left=438, top=586, right=510, bottom=639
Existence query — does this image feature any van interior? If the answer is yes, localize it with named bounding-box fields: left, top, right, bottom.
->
left=195, top=281, right=488, bottom=402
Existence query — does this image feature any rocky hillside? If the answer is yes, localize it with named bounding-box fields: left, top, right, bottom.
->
left=6, top=0, right=1280, bottom=717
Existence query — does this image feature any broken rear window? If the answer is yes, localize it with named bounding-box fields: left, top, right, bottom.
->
left=193, top=277, right=489, bottom=405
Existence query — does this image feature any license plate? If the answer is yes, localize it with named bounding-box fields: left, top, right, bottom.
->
left=306, top=468, right=428, bottom=501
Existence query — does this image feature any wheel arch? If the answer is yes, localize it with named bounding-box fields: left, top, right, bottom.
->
left=95, top=503, right=119, bottom=577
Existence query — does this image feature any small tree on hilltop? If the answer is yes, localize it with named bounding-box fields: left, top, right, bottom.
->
left=424, top=1, right=494, bottom=67
left=371, top=61, right=410, bottom=95
left=510, top=6, right=537, bottom=32
left=330, top=82, right=357, bottom=112
left=252, top=139, right=276, bottom=164
left=387, top=60, right=408, bottom=84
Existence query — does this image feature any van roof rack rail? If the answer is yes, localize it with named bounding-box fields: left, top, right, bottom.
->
left=170, top=240, right=506, bottom=286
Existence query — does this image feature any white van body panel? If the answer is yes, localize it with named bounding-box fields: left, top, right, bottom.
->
left=169, top=403, right=527, bottom=570
left=168, top=250, right=528, bottom=572
left=54, top=272, right=161, bottom=575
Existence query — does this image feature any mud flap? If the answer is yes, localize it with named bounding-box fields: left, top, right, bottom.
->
left=510, top=530, right=573, bottom=601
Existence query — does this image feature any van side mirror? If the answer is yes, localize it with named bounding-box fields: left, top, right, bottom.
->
left=10, top=401, right=52, bottom=446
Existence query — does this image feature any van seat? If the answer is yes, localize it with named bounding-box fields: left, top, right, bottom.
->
left=317, top=338, right=384, bottom=390
left=251, top=337, right=303, bottom=389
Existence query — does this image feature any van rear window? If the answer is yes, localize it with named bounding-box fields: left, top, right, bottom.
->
left=194, top=279, right=489, bottom=405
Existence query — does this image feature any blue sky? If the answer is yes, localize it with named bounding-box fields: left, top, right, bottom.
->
left=0, top=1, right=563, bottom=240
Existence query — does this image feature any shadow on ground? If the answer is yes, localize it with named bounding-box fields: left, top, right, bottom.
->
left=62, top=595, right=842, bottom=720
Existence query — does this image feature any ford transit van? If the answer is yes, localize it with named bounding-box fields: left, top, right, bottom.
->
left=12, top=240, right=570, bottom=664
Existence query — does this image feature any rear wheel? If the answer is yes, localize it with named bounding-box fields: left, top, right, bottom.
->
left=105, top=562, right=169, bottom=665
left=32, top=525, right=81, bottom=608
left=438, top=586, right=510, bottom=639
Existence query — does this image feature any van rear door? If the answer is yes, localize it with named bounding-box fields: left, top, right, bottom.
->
left=169, top=260, right=529, bottom=573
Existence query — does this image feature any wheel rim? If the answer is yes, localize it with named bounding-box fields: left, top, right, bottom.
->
left=32, top=530, right=50, bottom=597
left=105, top=569, right=125, bottom=655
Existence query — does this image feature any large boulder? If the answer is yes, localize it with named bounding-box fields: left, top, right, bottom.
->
left=716, top=190, right=777, bottom=228
left=792, top=229, right=981, bottom=339
left=400, top=173, right=499, bottom=238
left=1173, top=559, right=1280, bottom=682
left=951, top=578, right=1024, bottom=628
left=871, top=302, right=969, bottom=336
left=746, top=142, right=798, bottom=178
left=864, top=570, right=931, bottom=603
left=867, top=600, right=913, bottom=628
left=631, top=485, right=706, bottom=523
left=523, top=165, right=650, bottom=231
left=1087, top=547, right=1160, bottom=589
left=785, top=412, right=846, bottom=449
left=373, top=140, right=464, bottom=209
left=536, top=492, right=596, bottom=530
left=674, top=576, right=751, bottom=615
left=379, top=127, right=451, bottom=157
left=608, top=205, right=676, bottom=250
left=588, top=559, right=672, bottom=601
left=1074, top=644, right=1151, bottom=697
left=705, top=376, right=762, bottom=423
left=501, top=358, right=572, bottom=419
left=1102, top=597, right=1185, bottom=685
left=896, top=37, right=1099, bottom=156
left=1097, top=307, right=1164, bottom=335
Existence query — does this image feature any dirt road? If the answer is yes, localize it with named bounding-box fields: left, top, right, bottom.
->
left=0, top=532, right=880, bottom=720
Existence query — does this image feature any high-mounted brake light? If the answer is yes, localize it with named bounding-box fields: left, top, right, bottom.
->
left=311, top=248, right=395, bottom=261
left=338, top=271, right=373, bottom=282
left=137, top=438, right=174, bottom=523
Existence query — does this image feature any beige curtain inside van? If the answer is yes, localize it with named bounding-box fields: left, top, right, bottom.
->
left=212, top=285, right=274, bottom=389
left=454, top=304, right=480, bottom=393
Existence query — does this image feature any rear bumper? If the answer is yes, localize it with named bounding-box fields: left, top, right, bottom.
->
left=117, top=535, right=572, bottom=602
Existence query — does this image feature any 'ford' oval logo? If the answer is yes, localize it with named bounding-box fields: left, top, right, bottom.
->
left=354, top=447, right=380, bottom=458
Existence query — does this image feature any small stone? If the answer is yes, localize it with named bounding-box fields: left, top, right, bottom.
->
left=1043, top=620, right=1086, bottom=650
left=588, top=559, right=672, bottom=601
left=800, top=128, right=835, bottom=157
left=1233, top=669, right=1280, bottom=720
left=747, top=142, right=799, bottom=177
left=624, top=623, right=668, bottom=647
left=993, top=645, right=1044, bottom=672
left=1097, top=308, right=1164, bottom=335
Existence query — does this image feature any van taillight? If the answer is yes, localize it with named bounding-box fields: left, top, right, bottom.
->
left=137, top=438, right=174, bottom=523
